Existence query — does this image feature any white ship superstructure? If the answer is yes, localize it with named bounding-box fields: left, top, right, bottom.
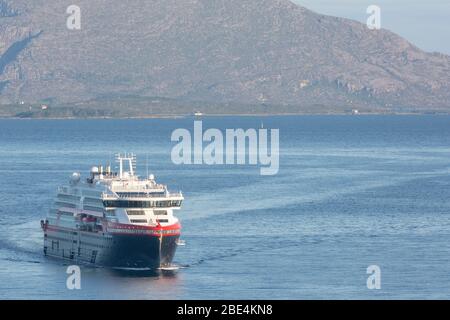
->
left=42, top=154, right=183, bottom=269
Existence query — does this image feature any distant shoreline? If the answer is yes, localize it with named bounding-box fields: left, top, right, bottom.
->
left=1, top=112, right=450, bottom=120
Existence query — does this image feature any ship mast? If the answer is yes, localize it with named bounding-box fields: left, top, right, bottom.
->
left=116, top=153, right=136, bottom=179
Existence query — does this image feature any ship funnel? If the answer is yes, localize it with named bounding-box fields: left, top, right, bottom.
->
left=90, top=166, right=99, bottom=181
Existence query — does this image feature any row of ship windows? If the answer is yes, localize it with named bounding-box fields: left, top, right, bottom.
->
left=58, top=188, right=102, bottom=198
left=56, top=196, right=103, bottom=207
left=54, top=204, right=105, bottom=215
left=56, top=210, right=75, bottom=217
left=126, top=210, right=168, bottom=216
left=57, top=195, right=179, bottom=207
left=57, top=195, right=103, bottom=207
left=53, top=205, right=103, bottom=213
left=83, top=191, right=103, bottom=197
left=103, top=200, right=182, bottom=208
left=105, top=210, right=169, bottom=217
left=116, top=192, right=165, bottom=197
left=55, top=202, right=103, bottom=211
left=126, top=210, right=145, bottom=216
left=55, top=201, right=77, bottom=209
left=161, top=229, right=179, bottom=234
left=107, top=228, right=178, bottom=235
left=130, top=219, right=147, bottom=223
left=53, top=207, right=172, bottom=222
left=130, top=219, right=169, bottom=224
left=55, top=200, right=181, bottom=210
left=84, top=199, right=104, bottom=207
left=57, top=194, right=80, bottom=202
left=83, top=205, right=104, bottom=213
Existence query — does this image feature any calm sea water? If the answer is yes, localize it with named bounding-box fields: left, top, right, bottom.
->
left=0, top=116, right=450, bottom=300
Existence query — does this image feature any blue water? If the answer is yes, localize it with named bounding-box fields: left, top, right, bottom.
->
left=0, top=116, right=450, bottom=299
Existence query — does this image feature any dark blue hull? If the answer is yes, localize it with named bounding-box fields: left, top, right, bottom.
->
left=44, top=227, right=179, bottom=269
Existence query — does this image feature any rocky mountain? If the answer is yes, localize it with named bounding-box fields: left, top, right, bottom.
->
left=1, top=0, right=450, bottom=115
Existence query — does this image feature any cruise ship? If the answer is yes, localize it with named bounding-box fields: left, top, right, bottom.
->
left=41, top=154, right=184, bottom=270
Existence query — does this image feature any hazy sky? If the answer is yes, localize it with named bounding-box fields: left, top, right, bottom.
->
left=294, top=0, right=450, bottom=54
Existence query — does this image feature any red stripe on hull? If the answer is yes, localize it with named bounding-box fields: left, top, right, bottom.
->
left=106, top=222, right=181, bottom=236
left=45, top=222, right=181, bottom=237
left=106, top=221, right=181, bottom=231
